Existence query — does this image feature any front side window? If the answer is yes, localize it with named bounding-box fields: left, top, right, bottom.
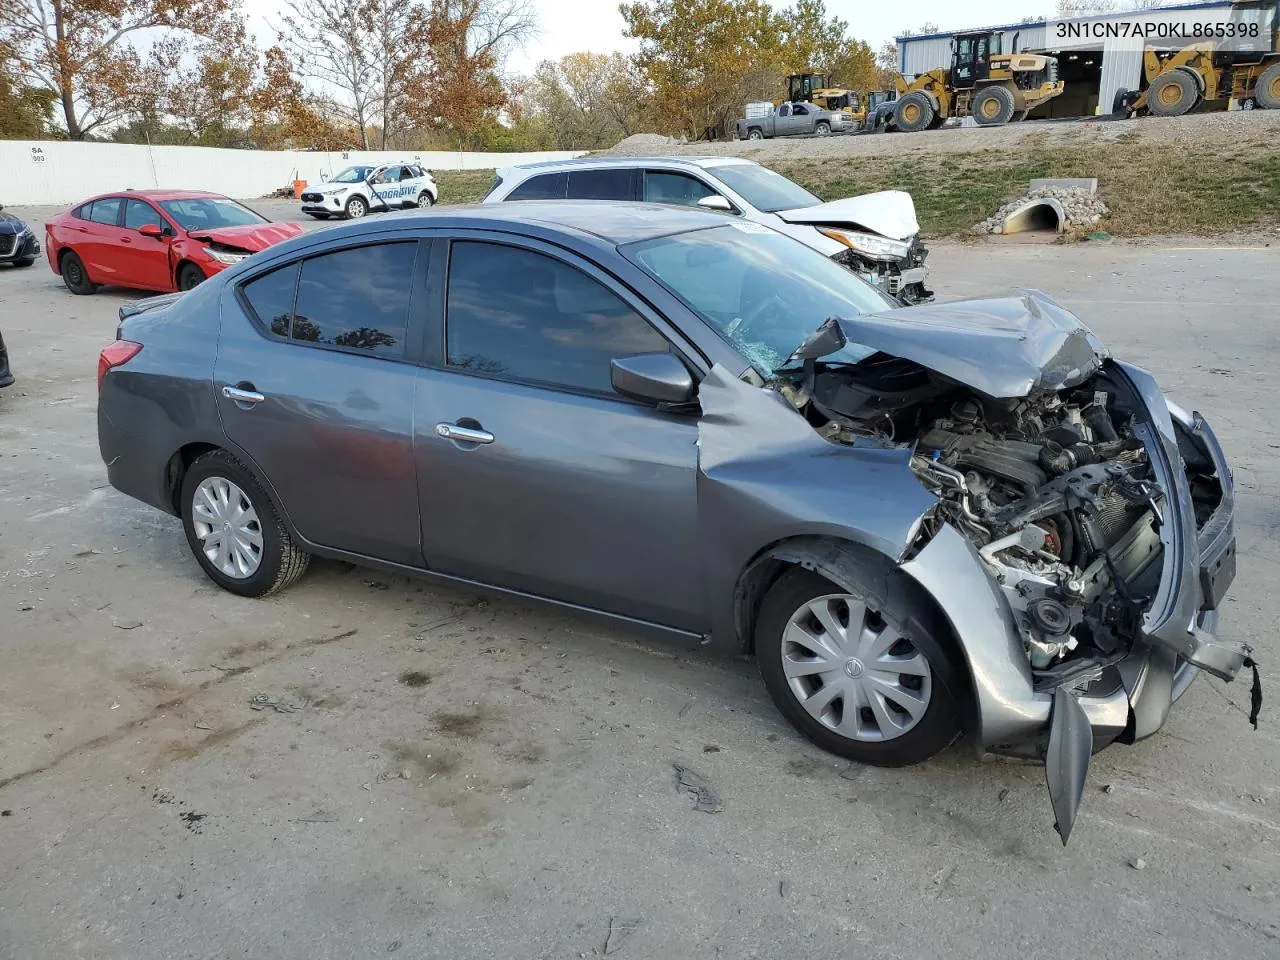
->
left=159, top=198, right=267, bottom=230
left=566, top=168, right=634, bottom=201
left=124, top=199, right=164, bottom=231
left=292, top=243, right=417, bottom=356
left=445, top=241, right=668, bottom=394
left=88, top=198, right=123, bottom=226
left=330, top=166, right=373, bottom=184
left=506, top=172, right=568, bottom=201
left=625, top=224, right=895, bottom=375
left=643, top=171, right=718, bottom=207
left=707, top=164, right=821, bottom=213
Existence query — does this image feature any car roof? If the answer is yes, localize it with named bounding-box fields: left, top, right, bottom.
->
left=499, top=155, right=758, bottom=176
left=88, top=189, right=230, bottom=202
left=321, top=201, right=728, bottom=246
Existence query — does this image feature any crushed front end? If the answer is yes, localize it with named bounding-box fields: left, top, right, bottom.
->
left=830, top=234, right=933, bottom=305
left=773, top=294, right=1255, bottom=840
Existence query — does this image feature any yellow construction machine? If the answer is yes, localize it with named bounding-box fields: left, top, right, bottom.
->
left=892, top=31, right=1065, bottom=132
left=786, top=73, right=867, bottom=126
left=1113, top=2, right=1280, bottom=117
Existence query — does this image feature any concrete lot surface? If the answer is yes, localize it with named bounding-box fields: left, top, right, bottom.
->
left=0, top=211, right=1277, bottom=958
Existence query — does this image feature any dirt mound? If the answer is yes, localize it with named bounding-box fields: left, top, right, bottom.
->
left=602, top=132, right=682, bottom=155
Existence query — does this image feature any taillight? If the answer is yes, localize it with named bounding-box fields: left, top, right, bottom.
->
left=98, top=340, right=142, bottom=390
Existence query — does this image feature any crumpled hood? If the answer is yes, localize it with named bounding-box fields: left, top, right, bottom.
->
left=834, top=291, right=1108, bottom=398
left=775, top=191, right=921, bottom=241
left=187, top=222, right=303, bottom=251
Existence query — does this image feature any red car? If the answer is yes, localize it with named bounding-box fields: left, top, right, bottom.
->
left=45, top=190, right=303, bottom=295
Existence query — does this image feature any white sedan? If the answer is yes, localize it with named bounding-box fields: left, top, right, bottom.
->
left=300, top=163, right=438, bottom=220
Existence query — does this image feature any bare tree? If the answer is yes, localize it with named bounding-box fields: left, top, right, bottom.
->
left=278, top=0, right=381, bottom=148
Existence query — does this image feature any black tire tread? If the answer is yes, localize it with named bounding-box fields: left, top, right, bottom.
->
left=1255, top=62, right=1280, bottom=110
left=894, top=92, right=935, bottom=133
left=183, top=449, right=310, bottom=597
left=973, top=85, right=1017, bottom=126
left=1147, top=69, right=1198, bottom=117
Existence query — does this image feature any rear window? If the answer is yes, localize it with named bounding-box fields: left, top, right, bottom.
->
left=506, top=172, right=567, bottom=201
left=241, top=263, right=300, bottom=337
left=292, top=243, right=416, bottom=356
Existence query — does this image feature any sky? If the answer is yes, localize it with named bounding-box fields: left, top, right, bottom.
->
left=248, top=1, right=1052, bottom=77
left=499, top=0, right=1050, bottom=74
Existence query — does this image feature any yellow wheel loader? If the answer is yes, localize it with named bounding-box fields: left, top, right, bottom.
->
left=892, top=32, right=1065, bottom=132
left=786, top=74, right=866, bottom=127
left=1113, top=2, right=1280, bottom=117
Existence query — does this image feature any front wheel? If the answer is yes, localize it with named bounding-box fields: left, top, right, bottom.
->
left=894, top=92, right=936, bottom=133
left=344, top=196, right=368, bottom=219
left=177, top=262, right=206, bottom=291
left=756, top=567, right=963, bottom=766
left=747, top=127, right=764, bottom=140
left=1254, top=62, right=1280, bottom=110
left=181, top=450, right=310, bottom=598
left=1147, top=69, right=1199, bottom=117
left=815, top=121, right=831, bottom=136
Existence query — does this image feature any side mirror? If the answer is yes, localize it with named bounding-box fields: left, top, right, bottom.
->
left=611, top=352, right=696, bottom=406
left=697, top=195, right=735, bottom=214
left=788, top=317, right=847, bottom=362
left=138, top=223, right=164, bottom=238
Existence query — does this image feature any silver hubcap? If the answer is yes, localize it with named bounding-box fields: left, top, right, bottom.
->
left=192, top=477, right=263, bottom=579
left=782, top=594, right=932, bottom=742
left=349, top=200, right=365, bottom=217
left=418, top=194, right=431, bottom=207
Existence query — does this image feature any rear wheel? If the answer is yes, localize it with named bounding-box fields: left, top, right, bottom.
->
left=1255, top=62, right=1280, bottom=110
left=177, top=262, right=206, bottom=291
left=181, top=450, right=310, bottom=598
left=894, top=92, right=936, bottom=133
left=1147, top=69, right=1199, bottom=116
left=60, top=251, right=97, bottom=295
left=756, top=566, right=964, bottom=766
left=973, top=85, right=1017, bottom=126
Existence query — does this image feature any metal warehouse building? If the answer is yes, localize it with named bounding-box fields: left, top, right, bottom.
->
left=896, top=1, right=1276, bottom=117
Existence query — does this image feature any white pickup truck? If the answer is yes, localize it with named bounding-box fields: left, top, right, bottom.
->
left=736, top=102, right=851, bottom=140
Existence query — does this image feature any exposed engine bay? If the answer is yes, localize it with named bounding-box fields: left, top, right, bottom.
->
left=775, top=328, right=1184, bottom=685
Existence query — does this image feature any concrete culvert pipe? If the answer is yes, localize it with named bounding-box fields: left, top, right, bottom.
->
left=1000, top=197, right=1065, bottom=234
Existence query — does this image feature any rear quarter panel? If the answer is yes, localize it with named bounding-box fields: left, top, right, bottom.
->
left=98, top=283, right=227, bottom=514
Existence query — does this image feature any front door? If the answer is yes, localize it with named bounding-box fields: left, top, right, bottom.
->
left=121, top=199, right=174, bottom=291
left=414, top=237, right=704, bottom=630
left=214, top=238, right=426, bottom=564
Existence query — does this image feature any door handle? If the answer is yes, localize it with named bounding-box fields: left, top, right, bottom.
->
left=435, top=422, right=494, bottom=444
left=223, top=385, right=266, bottom=405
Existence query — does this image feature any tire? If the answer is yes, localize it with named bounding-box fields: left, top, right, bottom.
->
left=1112, top=86, right=1137, bottom=118
left=815, top=121, right=831, bottom=136
left=973, top=85, right=1017, bottom=126
left=177, top=262, right=206, bottom=291
left=181, top=449, right=310, bottom=598
left=416, top=191, right=435, bottom=208
left=1255, top=62, right=1280, bottom=110
left=60, top=250, right=97, bottom=295
left=893, top=92, right=936, bottom=133
left=1147, top=69, right=1199, bottom=117
left=344, top=195, right=368, bottom=219
left=747, top=127, right=764, bottom=140
left=756, top=566, right=964, bottom=767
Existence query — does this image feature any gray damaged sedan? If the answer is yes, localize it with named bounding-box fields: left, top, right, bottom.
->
left=97, top=203, right=1259, bottom=840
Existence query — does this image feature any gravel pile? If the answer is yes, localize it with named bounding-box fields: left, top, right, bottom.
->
left=604, top=133, right=683, bottom=155
left=975, top=186, right=1110, bottom=235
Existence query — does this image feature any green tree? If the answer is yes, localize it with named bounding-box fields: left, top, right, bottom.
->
left=0, top=43, right=55, bottom=137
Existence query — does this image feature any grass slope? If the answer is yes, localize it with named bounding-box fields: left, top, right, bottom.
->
left=441, top=131, right=1280, bottom=237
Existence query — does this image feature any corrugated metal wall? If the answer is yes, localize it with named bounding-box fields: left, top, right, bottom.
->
left=897, top=24, right=1048, bottom=76
left=1097, top=39, right=1146, bottom=115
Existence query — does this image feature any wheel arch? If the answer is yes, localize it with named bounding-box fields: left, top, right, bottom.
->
left=173, top=257, right=204, bottom=289
left=736, top=534, right=978, bottom=735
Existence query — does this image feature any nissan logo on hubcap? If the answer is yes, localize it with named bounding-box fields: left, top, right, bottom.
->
left=843, top=658, right=864, bottom=679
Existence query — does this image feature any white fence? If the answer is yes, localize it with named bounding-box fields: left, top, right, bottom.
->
left=0, top=140, right=587, bottom=205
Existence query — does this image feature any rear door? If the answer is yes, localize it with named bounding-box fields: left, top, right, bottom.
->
left=78, top=197, right=126, bottom=282
left=412, top=236, right=704, bottom=629
left=120, top=199, right=173, bottom=291
left=215, top=237, right=427, bottom=564
left=565, top=167, right=639, bottom=201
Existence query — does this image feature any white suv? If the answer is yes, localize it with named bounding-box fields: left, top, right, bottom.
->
left=483, top=156, right=931, bottom=304
left=300, top=163, right=438, bottom=220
